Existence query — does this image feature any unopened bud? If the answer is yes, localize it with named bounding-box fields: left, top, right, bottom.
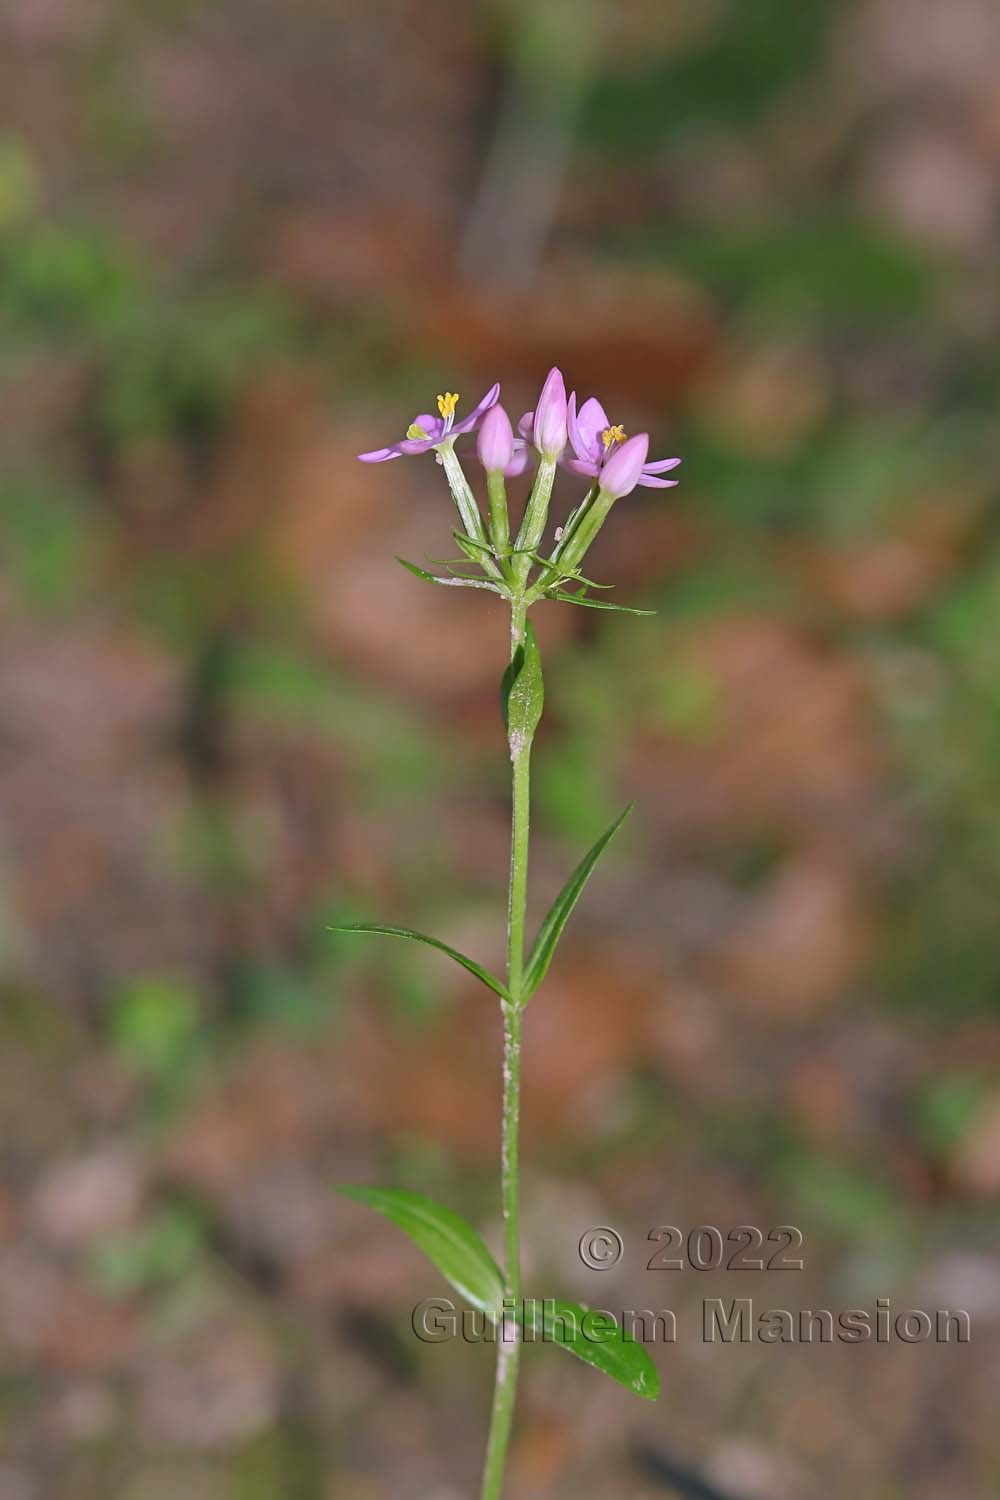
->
left=532, top=367, right=568, bottom=459
left=477, top=403, right=515, bottom=473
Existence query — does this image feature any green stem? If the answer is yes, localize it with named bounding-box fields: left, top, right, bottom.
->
left=481, top=592, right=531, bottom=1500
left=513, top=457, right=557, bottom=589
left=544, top=485, right=615, bottom=581
left=487, top=470, right=511, bottom=565
left=530, top=482, right=598, bottom=596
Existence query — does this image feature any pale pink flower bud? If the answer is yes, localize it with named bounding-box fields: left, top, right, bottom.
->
left=477, top=403, right=515, bottom=473
left=531, top=366, right=568, bottom=459
left=598, top=432, right=649, bottom=500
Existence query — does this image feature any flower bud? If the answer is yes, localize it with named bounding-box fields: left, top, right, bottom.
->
left=598, top=432, right=649, bottom=501
left=532, top=367, right=568, bottom=459
left=477, top=403, right=515, bottom=473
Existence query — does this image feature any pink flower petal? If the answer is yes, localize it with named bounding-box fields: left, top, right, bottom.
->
left=599, top=432, right=649, bottom=500
left=573, top=395, right=610, bottom=461
left=357, top=445, right=403, bottom=463
left=567, top=392, right=582, bottom=458
left=504, top=444, right=534, bottom=478
left=451, top=381, right=501, bottom=436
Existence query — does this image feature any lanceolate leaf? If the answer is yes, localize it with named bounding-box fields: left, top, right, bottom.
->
left=548, top=590, right=655, bottom=615
left=522, top=804, right=633, bottom=1000
left=525, top=1297, right=659, bottom=1401
left=329, top=922, right=512, bottom=1002
left=338, top=1187, right=504, bottom=1313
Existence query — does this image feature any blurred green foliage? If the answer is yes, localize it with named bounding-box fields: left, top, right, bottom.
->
left=612, top=218, right=941, bottom=326
left=584, top=0, right=837, bottom=146
left=110, top=975, right=204, bottom=1095
left=0, top=475, right=103, bottom=610
left=88, top=1203, right=206, bottom=1297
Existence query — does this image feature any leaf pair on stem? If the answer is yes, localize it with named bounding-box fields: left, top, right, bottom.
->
left=337, top=1184, right=658, bottom=1401
left=331, top=800, right=633, bottom=1010
left=331, top=802, right=658, bottom=1400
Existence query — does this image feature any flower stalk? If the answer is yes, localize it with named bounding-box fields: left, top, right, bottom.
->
left=487, top=471, right=511, bottom=563
left=513, top=457, right=557, bottom=587
left=438, top=444, right=503, bottom=576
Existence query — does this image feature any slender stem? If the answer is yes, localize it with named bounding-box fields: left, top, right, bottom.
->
left=487, top=470, right=511, bottom=566
left=481, top=592, right=531, bottom=1500
left=553, top=485, right=616, bottom=577
left=530, top=481, right=598, bottom=596
left=513, top=457, right=557, bottom=589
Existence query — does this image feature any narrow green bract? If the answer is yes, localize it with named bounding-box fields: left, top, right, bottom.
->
left=549, top=590, right=656, bottom=615
left=396, top=556, right=503, bottom=593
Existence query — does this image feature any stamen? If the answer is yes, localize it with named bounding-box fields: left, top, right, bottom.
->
left=407, top=423, right=429, bottom=440
left=601, top=424, right=627, bottom=449
left=437, top=392, right=460, bottom=420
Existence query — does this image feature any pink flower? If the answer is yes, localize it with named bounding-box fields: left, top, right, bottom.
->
left=358, top=383, right=500, bottom=463
left=477, top=403, right=533, bottom=477
left=566, top=392, right=681, bottom=491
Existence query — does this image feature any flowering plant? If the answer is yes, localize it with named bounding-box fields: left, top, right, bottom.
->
left=341, top=367, right=680, bottom=1497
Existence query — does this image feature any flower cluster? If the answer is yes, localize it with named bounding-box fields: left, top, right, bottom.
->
left=358, top=366, right=681, bottom=610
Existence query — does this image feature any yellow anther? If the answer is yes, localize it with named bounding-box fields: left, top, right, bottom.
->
left=407, top=422, right=429, bottom=440
left=601, top=424, right=627, bottom=449
left=437, top=392, right=460, bottom=419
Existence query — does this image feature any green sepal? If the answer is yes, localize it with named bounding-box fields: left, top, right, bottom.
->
left=500, top=621, right=544, bottom=745
left=329, top=921, right=512, bottom=1002
left=522, top=804, right=633, bottom=1000
left=338, top=1187, right=503, bottom=1313
left=525, top=1296, right=659, bottom=1400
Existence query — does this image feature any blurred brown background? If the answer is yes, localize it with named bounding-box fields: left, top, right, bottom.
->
left=2, top=0, right=1000, bottom=1496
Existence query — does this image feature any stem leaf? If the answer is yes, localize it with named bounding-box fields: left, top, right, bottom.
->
left=338, top=1186, right=504, bottom=1313
left=526, top=1297, right=659, bottom=1400
left=522, top=804, right=633, bottom=1001
left=329, top=922, right=512, bottom=1002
